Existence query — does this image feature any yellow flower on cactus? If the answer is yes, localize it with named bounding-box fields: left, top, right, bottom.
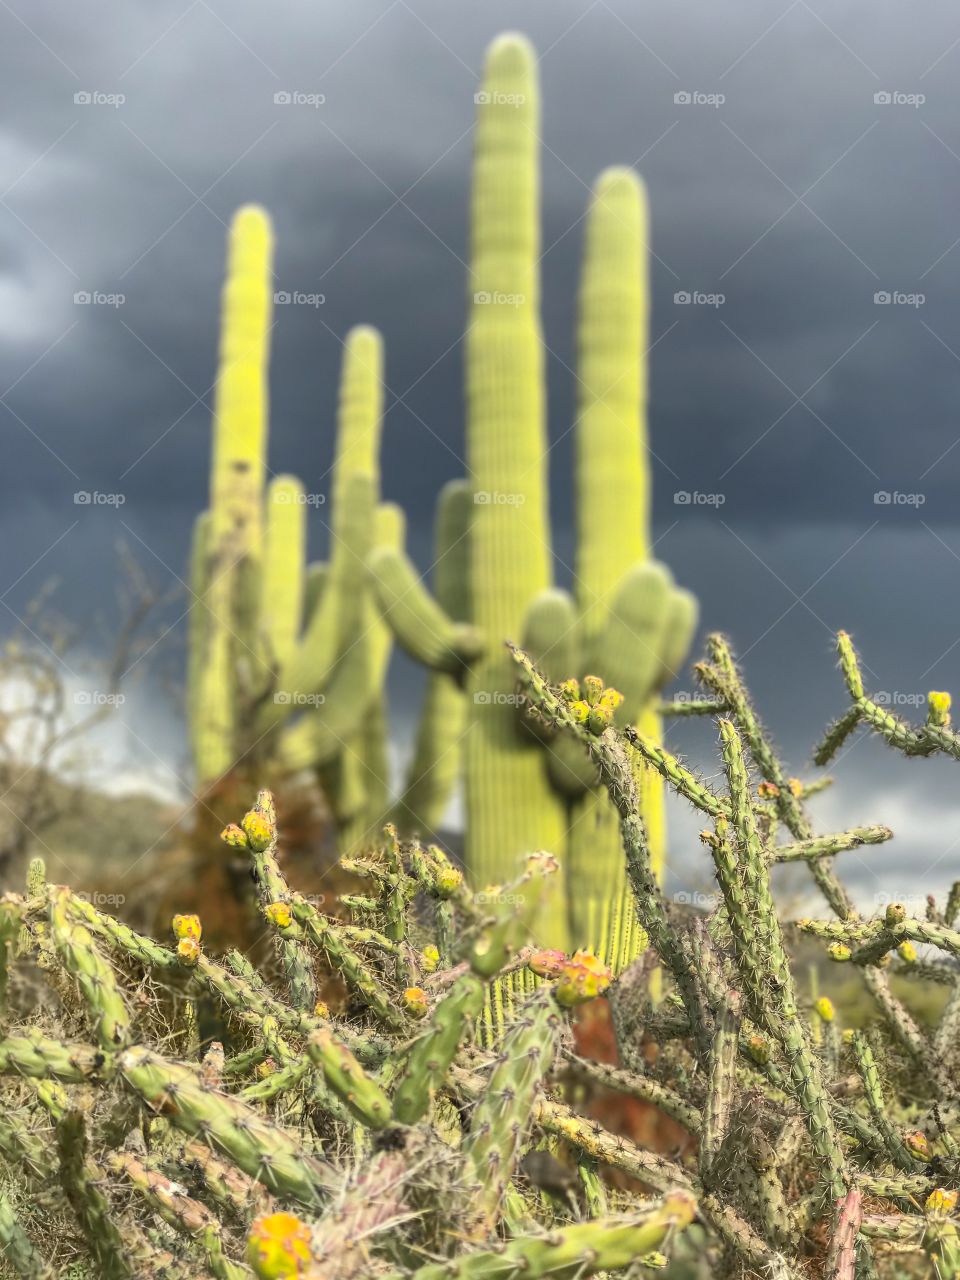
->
left=569, top=700, right=590, bottom=723
left=827, top=943, right=852, bottom=962
left=402, top=986, right=429, bottom=1018
left=265, top=901, right=293, bottom=929
left=220, top=823, right=248, bottom=849
left=177, top=937, right=201, bottom=967
left=247, top=1212, right=313, bottom=1277
left=420, top=945, right=440, bottom=973
left=243, top=808, right=276, bottom=852
left=897, top=941, right=917, bottom=963
left=313, top=1000, right=329, bottom=1018
left=927, top=1188, right=959, bottom=1218
left=814, top=996, right=835, bottom=1023
left=928, top=690, right=952, bottom=728
left=554, top=949, right=612, bottom=1008
left=172, top=914, right=202, bottom=941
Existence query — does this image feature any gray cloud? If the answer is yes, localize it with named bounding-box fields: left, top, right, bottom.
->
left=1, top=0, right=960, bottom=897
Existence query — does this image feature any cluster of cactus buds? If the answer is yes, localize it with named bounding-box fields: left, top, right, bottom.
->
left=557, top=674, right=625, bottom=735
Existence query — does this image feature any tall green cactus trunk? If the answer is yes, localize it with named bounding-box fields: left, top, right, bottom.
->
left=568, top=170, right=657, bottom=956
left=464, top=34, right=567, bottom=944
left=192, top=205, right=273, bottom=783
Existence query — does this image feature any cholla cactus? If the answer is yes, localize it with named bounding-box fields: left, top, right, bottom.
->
left=12, top=629, right=960, bottom=1277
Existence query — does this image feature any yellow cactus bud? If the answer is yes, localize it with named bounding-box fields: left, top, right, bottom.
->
left=172, top=914, right=202, bottom=942
left=787, top=777, right=804, bottom=796
left=842, top=1028, right=855, bottom=1045
left=265, top=901, right=293, bottom=930
left=432, top=863, right=463, bottom=899
left=757, top=780, right=780, bottom=799
left=558, top=678, right=581, bottom=702
left=582, top=674, right=604, bottom=707
left=884, top=901, right=906, bottom=926
left=587, top=702, right=615, bottom=735
left=927, top=1188, right=959, bottom=1217
left=906, top=1130, right=931, bottom=1160
left=255, top=1057, right=278, bottom=1080
left=420, top=945, right=440, bottom=973
left=247, top=1211, right=313, bottom=1278
left=528, top=948, right=567, bottom=978
left=554, top=949, right=612, bottom=1008
left=814, top=996, right=835, bottom=1023
left=402, top=986, right=429, bottom=1018
left=745, top=1034, right=770, bottom=1065
left=898, top=940, right=918, bottom=963
left=220, top=823, right=248, bottom=849
left=928, top=690, right=952, bottom=728
left=828, top=943, right=852, bottom=962
left=242, top=809, right=276, bottom=852
left=569, top=700, right=590, bottom=723
left=597, top=687, right=624, bottom=714
left=177, top=937, right=201, bottom=967
left=313, top=1001, right=329, bottom=1019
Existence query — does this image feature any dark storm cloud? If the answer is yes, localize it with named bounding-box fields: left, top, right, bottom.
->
left=2, top=0, right=960, bottom=885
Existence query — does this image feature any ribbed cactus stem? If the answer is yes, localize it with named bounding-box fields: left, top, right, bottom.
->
left=194, top=205, right=274, bottom=781
left=464, top=33, right=566, bottom=943
left=261, top=474, right=306, bottom=673
left=575, top=167, right=649, bottom=635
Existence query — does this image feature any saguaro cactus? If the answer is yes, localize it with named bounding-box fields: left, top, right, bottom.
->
left=191, top=205, right=273, bottom=782
left=187, top=36, right=696, bottom=928
left=462, top=34, right=568, bottom=938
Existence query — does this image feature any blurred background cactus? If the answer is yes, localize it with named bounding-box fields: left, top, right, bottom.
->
left=186, top=32, right=696, bottom=957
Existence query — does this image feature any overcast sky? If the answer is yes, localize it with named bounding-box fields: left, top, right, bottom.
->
left=2, top=0, right=960, bottom=901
